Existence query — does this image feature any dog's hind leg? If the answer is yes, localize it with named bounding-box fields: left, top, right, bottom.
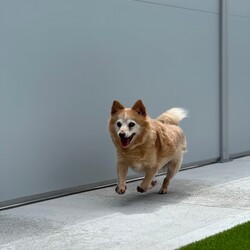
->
left=159, top=153, right=183, bottom=194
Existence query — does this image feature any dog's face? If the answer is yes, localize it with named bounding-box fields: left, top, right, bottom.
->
left=109, top=100, right=149, bottom=149
left=114, top=117, right=139, bottom=148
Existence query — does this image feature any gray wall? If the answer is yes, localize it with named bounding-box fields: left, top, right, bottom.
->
left=228, top=0, right=250, bottom=156
left=0, top=0, right=249, bottom=207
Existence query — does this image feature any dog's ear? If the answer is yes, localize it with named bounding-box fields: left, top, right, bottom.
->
left=132, top=100, right=147, bottom=116
left=111, top=100, right=125, bottom=115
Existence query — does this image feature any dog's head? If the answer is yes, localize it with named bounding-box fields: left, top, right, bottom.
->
left=109, top=100, right=149, bottom=149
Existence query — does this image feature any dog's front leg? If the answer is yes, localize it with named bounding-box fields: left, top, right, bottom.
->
left=116, top=162, right=128, bottom=194
left=137, top=168, right=157, bottom=193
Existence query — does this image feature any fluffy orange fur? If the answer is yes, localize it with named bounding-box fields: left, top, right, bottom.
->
left=109, top=100, right=187, bottom=194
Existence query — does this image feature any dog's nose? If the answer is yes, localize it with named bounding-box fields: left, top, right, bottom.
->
left=119, top=132, right=126, bottom=139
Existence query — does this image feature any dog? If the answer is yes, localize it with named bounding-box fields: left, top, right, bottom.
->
left=108, top=100, right=187, bottom=194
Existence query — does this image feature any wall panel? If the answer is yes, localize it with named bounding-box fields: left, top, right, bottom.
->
left=0, top=0, right=220, bottom=207
left=228, top=0, right=250, bottom=156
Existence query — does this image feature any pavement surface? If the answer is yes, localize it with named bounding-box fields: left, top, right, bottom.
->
left=1, top=156, right=250, bottom=250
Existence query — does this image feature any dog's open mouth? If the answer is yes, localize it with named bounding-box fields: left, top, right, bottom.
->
left=120, top=133, right=136, bottom=148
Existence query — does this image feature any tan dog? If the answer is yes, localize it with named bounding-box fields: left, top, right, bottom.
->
left=109, top=100, right=187, bottom=194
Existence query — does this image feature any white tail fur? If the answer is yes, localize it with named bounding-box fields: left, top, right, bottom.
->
left=157, top=108, right=188, bottom=125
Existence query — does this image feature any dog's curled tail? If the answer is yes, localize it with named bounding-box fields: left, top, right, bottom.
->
left=157, top=108, right=188, bottom=125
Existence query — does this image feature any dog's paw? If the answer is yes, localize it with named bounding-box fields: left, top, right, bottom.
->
left=158, top=188, right=168, bottom=194
left=115, top=185, right=127, bottom=194
left=137, top=181, right=157, bottom=193
left=151, top=180, right=157, bottom=187
left=137, top=186, right=146, bottom=193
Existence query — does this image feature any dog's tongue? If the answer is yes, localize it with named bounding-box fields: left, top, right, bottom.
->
left=121, top=138, right=130, bottom=147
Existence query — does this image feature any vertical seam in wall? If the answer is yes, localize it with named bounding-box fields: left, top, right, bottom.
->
left=219, top=0, right=230, bottom=162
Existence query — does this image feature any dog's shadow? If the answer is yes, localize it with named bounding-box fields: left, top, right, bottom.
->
left=107, top=177, right=209, bottom=216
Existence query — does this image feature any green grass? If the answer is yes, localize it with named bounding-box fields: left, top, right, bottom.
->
left=180, top=221, right=250, bottom=250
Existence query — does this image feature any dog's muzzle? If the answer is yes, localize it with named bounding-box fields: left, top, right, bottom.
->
left=119, top=132, right=135, bottom=147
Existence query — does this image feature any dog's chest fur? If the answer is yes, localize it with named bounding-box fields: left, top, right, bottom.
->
left=117, top=146, right=157, bottom=172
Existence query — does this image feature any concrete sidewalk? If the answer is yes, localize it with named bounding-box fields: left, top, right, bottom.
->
left=1, top=157, right=250, bottom=250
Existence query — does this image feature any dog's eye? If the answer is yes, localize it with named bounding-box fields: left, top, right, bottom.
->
left=116, top=121, right=122, bottom=128
left=128, top=122, right=135, bottom=128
